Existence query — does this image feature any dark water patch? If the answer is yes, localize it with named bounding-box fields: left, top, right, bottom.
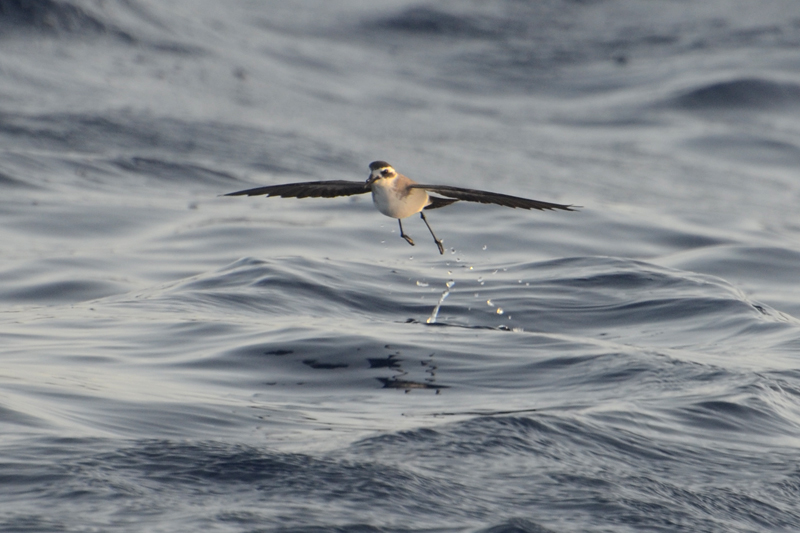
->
left=376, top=377, right=446, bottom=391
left=303, top=359, right=348, bottom=370
left=0, top=0, right=207, bottom=56
left=0, top=0, right=130, bottom=40
left=367, top=355, right=401, bottom=369
left=477, top=518, right=556, bottom=533
left=264, top=349, right=294, bottom=356
left=368, top=6, right=509, bottom=39
left=672, top=78, right=800, bottom=110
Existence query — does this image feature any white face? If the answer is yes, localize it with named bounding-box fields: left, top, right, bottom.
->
left=369, top=165, right=397, bottom=182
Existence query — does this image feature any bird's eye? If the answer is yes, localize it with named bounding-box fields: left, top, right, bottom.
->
left=381, top=169, right=391, bottom=176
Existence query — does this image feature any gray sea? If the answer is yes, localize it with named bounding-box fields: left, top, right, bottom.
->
left=2, top=1, right=800, bottom=531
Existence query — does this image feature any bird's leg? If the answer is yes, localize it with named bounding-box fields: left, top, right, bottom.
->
left=398, top=219, right=415, bottom=246
left=420, top=212, right=444, bottom=255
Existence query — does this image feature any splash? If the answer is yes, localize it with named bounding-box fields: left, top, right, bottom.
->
left=426, top=280, right=455, bottom=324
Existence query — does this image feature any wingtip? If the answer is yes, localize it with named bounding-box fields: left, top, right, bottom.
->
left=223, top=189, right=261, bottom=197
left=550, top=203, right=580, bottom=212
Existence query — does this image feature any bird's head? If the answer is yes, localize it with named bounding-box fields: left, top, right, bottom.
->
left=366, top=161, right=397, bottom=184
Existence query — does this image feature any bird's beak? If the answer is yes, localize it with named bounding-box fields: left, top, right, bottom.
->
left=366, top=174, right=376, bottom=185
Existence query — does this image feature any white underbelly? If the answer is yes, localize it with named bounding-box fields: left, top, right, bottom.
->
left=371, top=183, right=429, bottom=219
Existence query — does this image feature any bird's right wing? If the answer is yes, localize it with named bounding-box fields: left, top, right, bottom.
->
left=224, top=180, right=370, bottom=199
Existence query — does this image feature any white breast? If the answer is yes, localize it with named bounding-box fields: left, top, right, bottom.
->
left=371, top=176, right=429, bottom=219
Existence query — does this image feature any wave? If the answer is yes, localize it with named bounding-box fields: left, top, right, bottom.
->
left=672, top=78, right=800, bottom=110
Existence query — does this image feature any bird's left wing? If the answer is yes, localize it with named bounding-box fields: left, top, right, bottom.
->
left=409, top=184, right=575, bottom=211
left=225, top=180, right=370, bottom=199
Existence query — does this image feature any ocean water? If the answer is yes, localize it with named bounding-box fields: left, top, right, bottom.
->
left=2, top=0, right=800, bottom=531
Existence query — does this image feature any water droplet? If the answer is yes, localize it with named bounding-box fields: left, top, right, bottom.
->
left=482, top=245, right=487, bottom=250
left=446, top=280, right=455, bottom=288
left=496, top=308, right=504, bottom=315
left=416, top=281, right=429, bottom=287
left=487, top=299, right=494, bottom=307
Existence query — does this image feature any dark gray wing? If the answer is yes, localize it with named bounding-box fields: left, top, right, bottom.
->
left=225, top=180, right=370, bottom=199
left=410, top=184, right=575, bottom=211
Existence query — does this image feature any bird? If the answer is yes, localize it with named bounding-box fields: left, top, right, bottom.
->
left=224, top=161, right=575, bottom=254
